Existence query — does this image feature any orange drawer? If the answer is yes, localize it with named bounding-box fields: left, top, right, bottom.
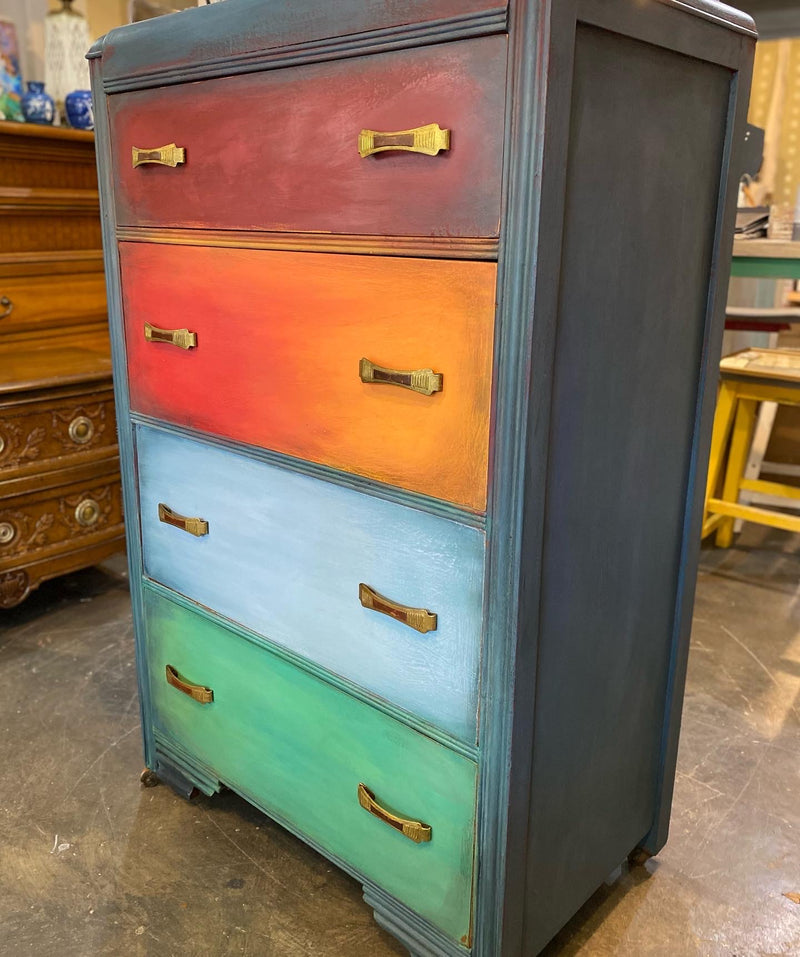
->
left=108, top=36, right=507, bottom=237
left=120, top=242, right=495, bottom=511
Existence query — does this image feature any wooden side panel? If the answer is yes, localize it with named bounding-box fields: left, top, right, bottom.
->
left=121, top=244, right=495, bottom=512
left=144, top=584, right=477, bottom=943
left=108, top=36, right=507, bottom=237
left=521, top=21, right=735, bottom=953
left=136, top=425, right=485, bottom=743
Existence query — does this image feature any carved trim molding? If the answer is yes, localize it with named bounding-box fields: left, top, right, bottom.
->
left=0, top=483, right=118, bottom=561
left=99, top=8, right=509, bottom=93
left=116, top=227, right=499, bottom=262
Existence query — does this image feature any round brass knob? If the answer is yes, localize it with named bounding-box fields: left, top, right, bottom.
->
left=74, top=498, right=100, bottom=527
left=0, top=434, right=5, bottom=455
left=0, top=521, right=16, bottom=545
left=68, top=415, right=94, bottom=444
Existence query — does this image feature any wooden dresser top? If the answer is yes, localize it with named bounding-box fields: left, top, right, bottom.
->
left=0, top=120, right=94, bottom=146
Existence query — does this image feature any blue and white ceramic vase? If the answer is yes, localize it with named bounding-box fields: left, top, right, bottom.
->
left=65, top=90, right=93, bottom=130
left=21, top=82, right=55, bottom=125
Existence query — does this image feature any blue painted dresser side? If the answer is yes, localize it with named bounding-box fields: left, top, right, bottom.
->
left=88, top=48, right=155, bottom=769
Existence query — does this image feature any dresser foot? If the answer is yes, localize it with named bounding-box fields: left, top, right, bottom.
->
left=140, top=767, right=160, bottom=788
left=151, top=731, right=223, bottom=797
left=628, top=846, right=654, bottom=868
left=152, top=757, right=198, bottom=800
left=363, top=884, right=466, bottom=957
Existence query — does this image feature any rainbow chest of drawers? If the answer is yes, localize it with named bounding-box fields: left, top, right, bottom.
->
left=89, top=2, right=754, bottom=954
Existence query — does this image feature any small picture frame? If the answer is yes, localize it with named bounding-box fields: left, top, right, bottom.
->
left=0, top=17, right=24, bottom=122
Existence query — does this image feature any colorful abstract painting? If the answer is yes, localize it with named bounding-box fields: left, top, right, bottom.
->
left=0, top=17, right=24, bottom=122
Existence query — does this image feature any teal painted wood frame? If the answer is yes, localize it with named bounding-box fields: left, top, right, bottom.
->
left=89, top=1, right=755, bottom=955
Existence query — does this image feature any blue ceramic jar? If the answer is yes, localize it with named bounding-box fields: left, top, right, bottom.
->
left=21, top=82, right=55, bottom=125
left=65, top=90, right=94, bottom=130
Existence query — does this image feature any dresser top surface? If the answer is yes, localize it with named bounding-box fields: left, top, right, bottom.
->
left=90, top=0, right=504, bottom=85
left=89, top=0, right=755, bottom=90
left=0, top=120, right=94, bottom=146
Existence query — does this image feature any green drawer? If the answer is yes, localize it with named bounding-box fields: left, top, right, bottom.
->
left=143, top=586, right=477, bottom=944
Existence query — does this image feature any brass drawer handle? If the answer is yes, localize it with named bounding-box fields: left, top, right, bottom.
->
left=359, top=583, right=437, bottom=634
left=144, top=322, right=197, bottom=350
left=158, top=503, right=208, bottom=537
left=132, top=143, right=186, bottom=168
left=357, top=783, right=431, bottom=843
left=165, top=664, right=214, bottom=704
left=0, top=296, right=12, bottom=319
left=358, top=123, right=450, bottom=159
left=359, top=358, right=442, bottom=396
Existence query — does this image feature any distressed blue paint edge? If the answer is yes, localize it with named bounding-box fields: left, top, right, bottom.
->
left=656, top=0, right=756, bottom=37
left=142, top=578, right=480, bottom=762
left=92, top=8, right=508, bottom=94
left=89, top=57, right=155, bottom=772
left=151, top=721, right=470, bottom=954
left=131, top=413, right=487, bottom=532
left=472, top=0, right=547, bottom=953
left=643, top=39, right=756, bottom=853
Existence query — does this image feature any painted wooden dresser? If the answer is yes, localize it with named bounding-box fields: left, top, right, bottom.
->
left=0, top=121, right=123, bottom=608
left=89, top=1, right=754, bottom=953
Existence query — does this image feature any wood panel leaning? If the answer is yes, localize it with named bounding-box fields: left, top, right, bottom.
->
left=88, top=1, right=754, bottom=954
left=0, top=121, right=124, bottom=608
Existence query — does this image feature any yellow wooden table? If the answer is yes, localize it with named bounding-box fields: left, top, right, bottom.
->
left=703, top=348, right=800, bottom=545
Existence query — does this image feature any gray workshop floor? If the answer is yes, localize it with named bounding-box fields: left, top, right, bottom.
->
left=1, top=527, right=799, bottom=957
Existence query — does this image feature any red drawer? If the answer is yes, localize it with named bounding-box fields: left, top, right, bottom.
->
left=108, top=35, right=507, bottom=237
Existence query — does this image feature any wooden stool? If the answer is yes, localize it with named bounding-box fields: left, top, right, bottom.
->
left=703, top=348, right=800, bottom=546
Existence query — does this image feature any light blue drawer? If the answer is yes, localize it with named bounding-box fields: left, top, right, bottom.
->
left=135, top=425, right=485, bottom=743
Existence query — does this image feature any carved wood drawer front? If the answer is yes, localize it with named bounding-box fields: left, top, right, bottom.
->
left=0, top=465, right=124, bottom=568
left=0, top=272, right=107, bottom=339
left=0, top=388, right=117, bottom=480
left=109, top=34, right=507, bottom=237
left=144, top=584, right=477, bottom=945
left=136, top=425, right=485, bottom=744
left=121, top=243, right=495, bottom=512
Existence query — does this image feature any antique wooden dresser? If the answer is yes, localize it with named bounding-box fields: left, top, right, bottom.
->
left=89, top=1, right=754, bottom=953
left=0, top=121, right=123, bottom=609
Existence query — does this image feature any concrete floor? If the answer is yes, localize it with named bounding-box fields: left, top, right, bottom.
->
left=1, top=527, right=799, bottom=957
